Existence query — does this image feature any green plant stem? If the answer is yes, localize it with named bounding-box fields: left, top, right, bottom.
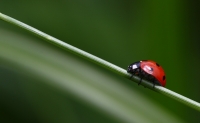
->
left=0, top=12, right=200, bottom=111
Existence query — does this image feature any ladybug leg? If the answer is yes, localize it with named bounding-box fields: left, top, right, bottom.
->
left=130, top=74, right=143, bottom=86
left=129, top=69, right=136, bottom=79
left=138, top=69, right=143, bottom=85
left=138, top=76, right=143, bottom=85
left=129, top=69, right=137, bottom=79
left=147, top=74, right=155, bottom=88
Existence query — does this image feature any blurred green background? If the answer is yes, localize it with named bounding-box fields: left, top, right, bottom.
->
left=0, top=0, right=200, bottom=123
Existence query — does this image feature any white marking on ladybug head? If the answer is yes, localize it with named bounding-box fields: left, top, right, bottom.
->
left=143, top=65, right=153, bottom=74
left=132, top=64, right=138, bottom=69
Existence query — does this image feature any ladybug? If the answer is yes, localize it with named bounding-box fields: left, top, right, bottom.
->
left=127, top=60, right=166, bottom=87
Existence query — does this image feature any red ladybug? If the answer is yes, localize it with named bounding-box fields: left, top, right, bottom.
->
left=127, top=60, right=166, bottom=87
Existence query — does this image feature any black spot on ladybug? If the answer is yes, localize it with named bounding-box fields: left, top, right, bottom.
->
left=156, top=63, right=160, bottom=67
left=151, top=68, right=153, bottom=71
left=163, top=76, right=165, bottom=80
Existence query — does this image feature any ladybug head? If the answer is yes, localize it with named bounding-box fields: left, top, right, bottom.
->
left=127, top=65, right=133, bottom=73
left=127, top=61, right=141, bottom=73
